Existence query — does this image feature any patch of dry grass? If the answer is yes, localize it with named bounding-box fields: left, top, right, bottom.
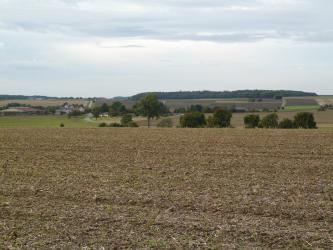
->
left=0, top=128, right=332, bottom=249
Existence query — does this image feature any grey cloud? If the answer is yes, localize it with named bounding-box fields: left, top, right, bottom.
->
left=0, top=0, right=332, bottom=43
left=98, top=45, right=145, bottom=49
left=0, top=0, right=333, bottom=96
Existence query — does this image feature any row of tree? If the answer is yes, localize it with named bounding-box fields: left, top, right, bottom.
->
left=244, top=112, right=317, bottom=129
left=179, top=111, right=317, bottom=129
left=180, top=110, right=232, bottom=128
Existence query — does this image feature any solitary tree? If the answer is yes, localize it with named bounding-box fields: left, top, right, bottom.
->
left=133, top=94, right=167, bottom=128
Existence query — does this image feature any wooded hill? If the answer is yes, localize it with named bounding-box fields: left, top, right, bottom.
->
left=131, top=90, right=317, bottom=100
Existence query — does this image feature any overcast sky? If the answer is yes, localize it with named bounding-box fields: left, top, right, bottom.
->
left=0, top=0, right=332, bottom=97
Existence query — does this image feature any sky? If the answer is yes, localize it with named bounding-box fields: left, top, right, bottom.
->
left=0, top=0, right=332, bottom=97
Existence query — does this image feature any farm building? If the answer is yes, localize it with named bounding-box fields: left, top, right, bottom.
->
left=55, top=103, right=85, bottom=115
left=0, top=107, right=43, bottom=116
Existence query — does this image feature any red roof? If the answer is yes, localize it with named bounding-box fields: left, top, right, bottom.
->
left=14, top=107, right=41, bottom=112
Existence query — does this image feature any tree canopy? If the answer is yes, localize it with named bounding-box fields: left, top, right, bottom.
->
left=133, top=94, right=168, bottom=127
left=294, top=112, right=317, bottom=129
left=207, top=109, right=232, bottom=128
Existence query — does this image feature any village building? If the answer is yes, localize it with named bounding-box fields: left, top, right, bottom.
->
left=55, top=103, right=86, bottom=115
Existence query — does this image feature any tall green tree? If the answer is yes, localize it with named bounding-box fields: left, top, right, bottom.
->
left=100, top=103, right=109, bottom=113
left=207, top=109, right=232, bottom=128
left=109, top=101, right=127, bottom=116
left=278, top=118, right=294, bottom=129
left=294, top=112, right=317, bottom=129
left=259, top=113, right=279, bottom=128
left=244, top=114, right=260, bottom=128
left=133, top=94, right=167, bottom=128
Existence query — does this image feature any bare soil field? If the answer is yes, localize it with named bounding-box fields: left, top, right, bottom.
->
left=315, top=96, right=333, bottom=106
left=0, top=128, right=332, bottom=249
left=282, top=96, right=333, bottom=107
left=283, top=97, right=319, bottom=107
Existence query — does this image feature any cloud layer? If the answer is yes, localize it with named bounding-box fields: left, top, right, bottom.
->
left=0, top=0, right=332, bottom=96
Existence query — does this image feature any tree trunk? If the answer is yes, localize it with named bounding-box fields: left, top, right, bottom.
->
left=148, top=117, right=150, bottom=128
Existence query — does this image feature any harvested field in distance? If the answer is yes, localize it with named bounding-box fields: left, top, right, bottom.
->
left=0, top=99, right=89, bottom=107
left=0, top=128, right=332, bottom=249
left=96, top=98, right=282, bottom=110
left=315, top=96, right=333, bottom=106
left=283, top=97, right=319, bottom=107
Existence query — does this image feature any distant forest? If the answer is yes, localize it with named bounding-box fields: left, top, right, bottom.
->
left=131, top=90, right=317, bottom=100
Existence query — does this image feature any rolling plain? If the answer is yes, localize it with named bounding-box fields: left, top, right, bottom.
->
left=0, top=128, right=332, bottom=249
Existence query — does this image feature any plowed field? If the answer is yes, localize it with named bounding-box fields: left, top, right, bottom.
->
left=0, top=128, right=332, bottom=249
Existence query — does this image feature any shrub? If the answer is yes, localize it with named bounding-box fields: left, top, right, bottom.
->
left=180, top=112, right=206, bottom=128
left=293, top=112, right=317, bottom=129
left=109, top=123, right=123, bottom=127
left=278, top=118, right=294, bottom=129
left=189, top=105, right=203, bottom=112
left=259, top=113, right=279, bottom=128
left=127, top=121, right=139, bottom=127
left=60, top=123, right=65, bottom=128
left=207, top=109, right=232, bottom=128
left=121, top=114, right=133, bottom=126
left=206, top=116, right=216, bottom=128
left=157, top=118, right=173, bottom=128
left=99, top=122, right=107, bottom=127
left=244, top=114, right=260, bottom=128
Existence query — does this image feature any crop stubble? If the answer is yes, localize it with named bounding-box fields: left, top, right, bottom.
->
left=0, top=128, right=332, bottom=249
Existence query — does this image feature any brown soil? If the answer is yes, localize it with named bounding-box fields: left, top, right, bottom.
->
left=0, top=128, right=332, bottom=249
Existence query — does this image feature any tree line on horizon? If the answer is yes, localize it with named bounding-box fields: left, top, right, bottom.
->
left=130, top=90, right=317, bottom=101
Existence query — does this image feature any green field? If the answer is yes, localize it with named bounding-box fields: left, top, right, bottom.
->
left=0, top=116, right=97, bottom=128
left=283, top=105, right=320, bottom=111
